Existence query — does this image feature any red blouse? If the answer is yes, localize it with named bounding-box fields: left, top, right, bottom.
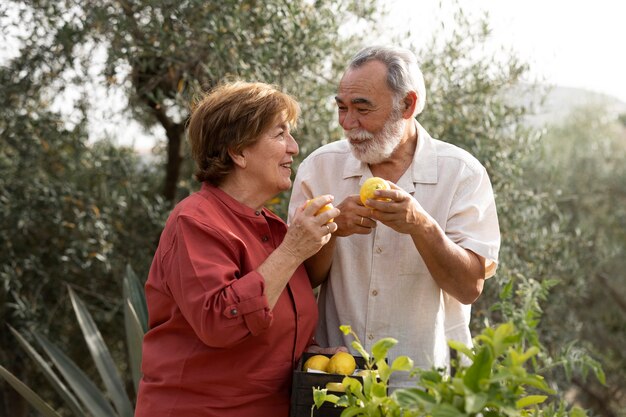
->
left=135, top=183, right=318, bottom=417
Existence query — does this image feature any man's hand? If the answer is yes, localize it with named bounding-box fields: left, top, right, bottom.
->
left=333, top=195, right=378, bottom=237
left=363, top=182, right=425, bottom=235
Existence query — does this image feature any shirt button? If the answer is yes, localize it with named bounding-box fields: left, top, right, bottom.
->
left=261, top=235, right=269, bottom=242
left=375, top=247, right=382, bottom=254
left=372, top=290, right=378, bottom=296
left=368, top=334, right=374, bottom=340
left=255, top=211, right=261, bottom=216
left=230, top=308, right=238, bottom=316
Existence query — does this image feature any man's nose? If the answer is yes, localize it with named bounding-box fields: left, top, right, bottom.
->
left=340, top=111, right=359, bottom=131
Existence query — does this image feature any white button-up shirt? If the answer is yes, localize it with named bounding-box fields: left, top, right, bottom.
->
left=288, top=122, right=500, bottom=386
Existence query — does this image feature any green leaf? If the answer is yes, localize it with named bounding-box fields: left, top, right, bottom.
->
left=432, top=402, right=467, bottom=417
left=463, top=346, right=493, bottom=392
left=448, top=340, right=474, bottom=361
left=124, top=298, right=144, bottom=393
left=313, top=387, right=336, bottom=408
left=510, top=346, right=540, bottom=366
left=464, top=392, right=488, bottom=414
left=393, top=387, right=436, bottom=408
left=570, top=406, right=589, bottom=417
left=339, top=406, right=367, bottom=417
left=123, top=264, right=148, bottom=333
left=351, top=340, right=370, bottom=363
left=491, top=323, right=517, bottom=356
left=9, top=326, right=85, bottom=417
left=33, top=334, right=118, bottom=417
left=391, top=355, right=413, bottom=372
left=516, top=395, right=547, bottom=408
left=339, top=325, right=352, bottom=335
left=69, top=287, right=134, bottom=417
left=371, top=337, right=397, bottom=362
left=343, top=377, right=366, bottom=402
left=0, top=366, right=63, bottom=417
left=370, top=381, right=387, bottom=398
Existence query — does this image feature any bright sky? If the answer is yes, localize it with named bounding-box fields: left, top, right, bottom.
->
left=381, top=0, right=626, bottom=103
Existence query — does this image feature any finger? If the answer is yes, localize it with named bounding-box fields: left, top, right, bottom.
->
left=321, top=206, right=340, bottom=224
left=375, top=188, right=405, bottom=202
left=303, top=195, right=335, bottom=215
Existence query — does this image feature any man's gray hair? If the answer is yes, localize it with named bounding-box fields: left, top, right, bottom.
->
left=348, top=45, right=426, bottom=116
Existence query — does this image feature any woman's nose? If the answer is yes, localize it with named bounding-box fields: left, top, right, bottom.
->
left=287, top=133, right=299, bottom=155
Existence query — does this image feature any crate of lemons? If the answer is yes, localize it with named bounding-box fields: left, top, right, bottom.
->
left=290, top=331, right=390, bottom=417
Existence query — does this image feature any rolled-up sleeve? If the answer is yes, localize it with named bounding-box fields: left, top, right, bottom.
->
left=446, top=164, right=501, bottom=278
left=166, top=215, right=273, bottom=347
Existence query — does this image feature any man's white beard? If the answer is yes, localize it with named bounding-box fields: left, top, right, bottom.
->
left=346, top=113, right=406, bottom=164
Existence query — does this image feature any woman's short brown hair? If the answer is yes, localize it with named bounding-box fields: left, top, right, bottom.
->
left=187, top=81, right=300, bottom=185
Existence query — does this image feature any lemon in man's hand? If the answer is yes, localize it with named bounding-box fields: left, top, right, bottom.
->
left=359, top=177, right=391, bottom=207
left=303, top=354, right=330, bottom=372
left=327, top=352, right=356, bottom=376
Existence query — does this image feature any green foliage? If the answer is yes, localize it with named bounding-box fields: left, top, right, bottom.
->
left=524, top=104, right=626, bottom=414
left=313, top=323, right=590, bottom=417
left=0, top=267, right=146, bottom=417
left=2, top=0, right=378, bottom=201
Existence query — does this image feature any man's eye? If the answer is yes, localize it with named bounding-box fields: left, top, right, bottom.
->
left=357, top=108, right=370, bottom=114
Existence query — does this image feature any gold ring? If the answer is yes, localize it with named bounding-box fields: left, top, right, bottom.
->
left=325, top=224, right=331, bottom=234
left=360, top=216, right=364, bottom=226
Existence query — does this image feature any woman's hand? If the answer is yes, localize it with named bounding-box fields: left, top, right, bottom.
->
left=280, top=195, right=340, bottom=262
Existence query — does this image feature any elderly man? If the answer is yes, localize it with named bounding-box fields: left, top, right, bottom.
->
left=288, top=45, right=500, bottom=386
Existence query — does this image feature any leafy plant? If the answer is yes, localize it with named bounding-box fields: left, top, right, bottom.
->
left=0, top=265, right=146, bottom=417
left=312, top=323, right=592, bottom=417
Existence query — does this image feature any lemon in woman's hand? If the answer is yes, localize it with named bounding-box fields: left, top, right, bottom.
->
left=359, top=177, right=391, bottom=207
left=327, top=352, right=356, bottom=376
left=305, top=198, right=335, bottom=223
left=303, top=354, right=330, bottom=372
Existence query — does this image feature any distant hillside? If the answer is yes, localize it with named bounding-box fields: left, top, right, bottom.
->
left=512, top=85, right=626, bottom=127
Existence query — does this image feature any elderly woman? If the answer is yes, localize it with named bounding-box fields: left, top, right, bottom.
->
left=134, top=81, right=340, bottom=417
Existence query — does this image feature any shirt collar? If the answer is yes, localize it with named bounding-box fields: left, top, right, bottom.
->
left=340, top=119, right=439, bottom=185
left=200, top=182, right=275, bottom=219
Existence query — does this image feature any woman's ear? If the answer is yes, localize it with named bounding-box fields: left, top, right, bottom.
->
left=228, top=148, right=246, bottom=169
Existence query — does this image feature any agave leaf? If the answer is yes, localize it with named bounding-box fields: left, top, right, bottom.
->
left=69, top=287, right=135, bottom=417
left=8, top=326, right=85, bottom=417
left=124, top=264, right=148, bottom=333
left=34, top=333, right=118, bottom=417
left=0, top=365, right=63, bottom=417
left=124, top=298, right=144, bottom=393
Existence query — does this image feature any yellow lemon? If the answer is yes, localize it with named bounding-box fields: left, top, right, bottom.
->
left=305, top=199, right=335, bottom=223
left=303, top=354, right=330, bottom=372
left=325, top=382, right=345, bottom=392
left=327, top=352, right=356, bottom=376
left=359, top=177, right=391, bottom=207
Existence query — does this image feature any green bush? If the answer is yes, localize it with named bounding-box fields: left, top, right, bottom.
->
left=312, top=323, right=594, bottom=417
